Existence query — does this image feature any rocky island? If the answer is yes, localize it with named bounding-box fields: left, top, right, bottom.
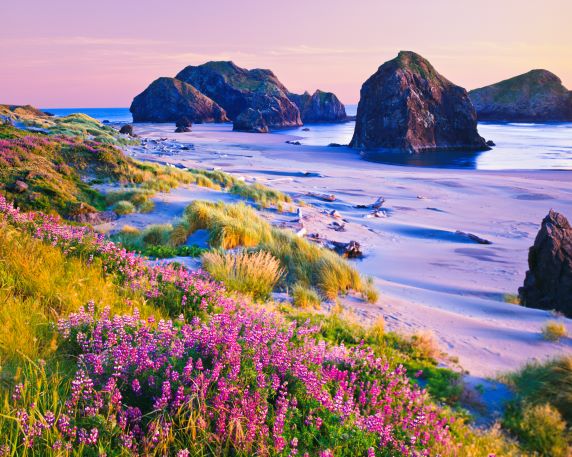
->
left=469, top=69, right=572, bottom=122
left=288, top=89, right=347, bottom=123
left=176, top=61, right=301, bottom=131
left=130, top=77, right=228, bottom=123
left=350, top=51, right=489, bottom=153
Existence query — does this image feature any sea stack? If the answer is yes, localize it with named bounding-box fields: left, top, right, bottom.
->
left=519, top=210, right=572, bottom=317
left=176, top=61, right=302, bottom=130
left=288, top=90, right=347, bottom=123
left=130, top=77, right=228, bottom=123
left=350, top=51, right=489, bottom=153
left=469, top=70, right=572, bottom=122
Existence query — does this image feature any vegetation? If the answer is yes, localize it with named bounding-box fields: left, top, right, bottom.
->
left=541, top=320, right=568, bottom=341
left=182, top=200, right=365, bottom=298
left=291, top=282, right=321, bottom=309
left=203, top=250, right=284, bottom=301
left=0, top=195, right=564, bottom=455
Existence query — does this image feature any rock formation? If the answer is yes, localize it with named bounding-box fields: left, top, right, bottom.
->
left=232, top=108, right=269, bottom=133
left=468, top=70, right=572, bottom=122
left=119, top=124, right=135, bottom=136
left=175, top=116, right=192, bottom=133
left=130, top=77, right=228, bottom=123
left=176, top=61, right=301, bottom=130
left=519, top=210, right=572, bottom=317
left=288, top=90, right=347, bottom=123
left=350, top=51, right=489, bottom=153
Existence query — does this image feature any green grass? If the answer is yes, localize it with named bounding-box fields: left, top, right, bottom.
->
left=182, top=200, right=366, bottom=298
left=291, top=283, right=321, bottom=309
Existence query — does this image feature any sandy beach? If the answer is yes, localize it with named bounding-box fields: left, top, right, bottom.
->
left=109, top=122, right=572, bottom=378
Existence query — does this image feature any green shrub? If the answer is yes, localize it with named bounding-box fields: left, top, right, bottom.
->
left=141, top=224, right=173, bottom=246
left=112, top=200, right=135, bottom=215
left=291, top=283, right=321, bottom=309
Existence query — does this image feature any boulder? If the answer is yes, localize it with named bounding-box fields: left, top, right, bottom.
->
left=519, top=210, right=572, bottom=317
left=469, top=70, right=572, bottom=122
left=130, top=77, right=229, bottom=123
left=288, top=90, right=347, bottom=123
left=119, top=124, right=135, bottom=136
left=233, top=108, right=269, bottom=133
left=13, top=180, right=28, bottom=193
left=175, top=116, right=192, bottom=133
left=350, top=51, right=489, bottom=153
left=176, top=61, right=302, bottom=129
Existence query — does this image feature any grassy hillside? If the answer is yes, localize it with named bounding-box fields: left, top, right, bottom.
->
left=0, top=195, right=540, bottom=456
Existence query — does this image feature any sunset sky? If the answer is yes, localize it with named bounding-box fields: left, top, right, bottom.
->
left=1, top=0, right=571, bottom=107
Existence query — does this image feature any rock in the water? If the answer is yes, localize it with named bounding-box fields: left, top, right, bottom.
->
left=350, top=51, right=489, bottom=153
left=176, top=61, right=301, bottom=129
left=469, top=70, right=572, bottom=122
left=119, top=124, right=135, bottom=136
left=486, top=140, right=496, bottom=147
left=288, top=89, right=347, bottom=123
left=175, top=116, right=192, bottom=133
left=519, top=210, right=572, bottom=317
left=232, top=108, right=269, bottom=133
left=130, top=77, right=229, bottom=123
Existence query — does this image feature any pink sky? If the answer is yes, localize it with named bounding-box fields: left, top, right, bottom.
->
left=1, top=0, right=571, bottom=107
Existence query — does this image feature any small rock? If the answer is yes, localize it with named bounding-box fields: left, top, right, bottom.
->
left=13, top=180, right=28, bottom=193
left=302, top=127, right=310, bottom=131
left=456, top=230, right=492, bottom=245
left=486, top=140, right=496, bottom=147
left=286, top=140, right=301, bottom=145
left=175, top=116, right=192, bottom=133
left=332, top=240, right=363, bottom=258
left=328, top=143, right=343, bottom=147
left=119, top=124, right=136, bottom=136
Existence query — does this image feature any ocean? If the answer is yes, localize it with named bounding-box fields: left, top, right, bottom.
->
left=44, top=105, right=572, bottom=171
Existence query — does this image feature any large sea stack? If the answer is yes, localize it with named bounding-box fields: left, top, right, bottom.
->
left=350, top=51, right=488, bottom=153
left=288, top=90, right=347, bottom=123
left=469, top=70, right=572, bottom=122
left=130, top=77, right=228, bottom=123
left=519, top=210, right=572, bottom=317
left=176, top=61, right=302, bottom=130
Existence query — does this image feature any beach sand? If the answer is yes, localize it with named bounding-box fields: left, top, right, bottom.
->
left=114, top=122, right=572, bottom=378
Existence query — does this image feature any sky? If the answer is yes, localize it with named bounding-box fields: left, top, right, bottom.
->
left=1, top=0, right=571, bottom=107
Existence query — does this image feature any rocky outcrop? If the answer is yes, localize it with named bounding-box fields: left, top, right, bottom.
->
left=130, top=77, right=228, bottom=123
left=350, top=51, right=489, bottom=153
left=288, top=90, right=347, bottom=123
left=232, top=108, right=269, bottom=133
left=175, top=116, right=192, bottom=133
left=176, top=61, right=301, bottom=130
left=469, top=70, right=572, bottom=122
left=519, top=210, right=572, bottom=317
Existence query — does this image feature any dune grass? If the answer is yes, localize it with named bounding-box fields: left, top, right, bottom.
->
left=291, top=282, right=321, bottom=309
left=203, top=250, right=284, bottom=301
left=183, top=200, right=366, bottom=298
left=541, top=321, right=568, bottom=342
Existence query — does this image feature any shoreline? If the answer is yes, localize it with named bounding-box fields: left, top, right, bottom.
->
left=116, top=122, right=572, bottom=377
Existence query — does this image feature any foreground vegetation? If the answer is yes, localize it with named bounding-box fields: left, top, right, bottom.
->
left=0, top=195, right=554, bottom=456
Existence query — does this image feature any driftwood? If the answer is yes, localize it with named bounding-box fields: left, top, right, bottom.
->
left=308, top=192, right=336, bottom=202
left=356, top=196, right=385, bottom=210
left=331, top=240, right=363, bottom=258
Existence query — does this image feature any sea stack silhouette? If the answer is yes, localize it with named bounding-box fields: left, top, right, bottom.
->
left=350, top=51, right=489, bottom=153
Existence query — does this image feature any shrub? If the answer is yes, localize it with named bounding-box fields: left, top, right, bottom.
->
left=203, top=250, right=284, bottom=301
left=361, top=277, right=379, bottom=303
left=503, top=403, right=570, bottom=457
left=112, top=200, right=135, bottom=215
left=291, top=283, right=321, bottom=309
left=541, top=321, right=568, bottom=342
left=410, top=331, right=441, bottom=360
left=141, top=224, right=173, bottom=246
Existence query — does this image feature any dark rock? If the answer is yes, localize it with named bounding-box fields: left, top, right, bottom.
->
left=469, top=70, right=572, bottom=122
left=232, top=108, right=269, bottom=133
left=486, top=140, right=496, bottom=147
left=176, top=61, right=301, bottom=129
left=350, top=51, right=489, bottom=153
left=175, top=116, right=192, bottom=133
left=302, top=127, right=310, bottom=131
left=519, top=210, right=572, bottom=317
left=332, top=240, right=363, bottom=258
left=102, top=120, right=110, bottom=124
left=455, top=230, right=492, bottom=245
left=130, top=77, right=229, bottom=123
left=328, top=143, right=343, bottom=147
left=119, top=124, right=135, bottom=136
left=13, top=180, right=28, bottom=193
left=288, top=90, right=347, bottom=123
left=285, top=140, right=301, bottom=145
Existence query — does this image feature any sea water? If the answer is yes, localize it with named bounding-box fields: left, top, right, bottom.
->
left=45, top=105, right=572, bottom=171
